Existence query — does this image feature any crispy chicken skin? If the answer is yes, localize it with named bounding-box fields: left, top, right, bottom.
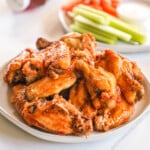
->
left=26, top=70, right=77, bottom=100
left=12, top=85, right=93, bottom=136
left=60, top=32, right=96, bottom=61
left=94, top=97, right=134, bottom=131
left=37, top=41, right=71, bottom=72
left=69, top=80, right=88, bottom=110
left=95, top=50, right=144, bottom=104
left=36, top=37, right=52, bottom=50
left=4, top=49, right=36, bottom=85
left=4, top=33, right=145, bottom=136
left=69, top=80, right=97, bottom=118
left=75, top=60, right=120, bottom=110
left=36, top=33, right=96, bottom=65
left=4, top=41, right=71, bottom=85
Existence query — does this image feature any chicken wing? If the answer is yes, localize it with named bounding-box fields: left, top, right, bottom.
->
left=60, top=32, right=97, bottom=60
left=94, top=97, right=134, bottom=131
left=95, top=50, right=144, bottom=104
left=69, top=80, right=88, bottom=110
left=4, top=48, right=44, bottom=85
left=37, top=41, right=71, bottom=71
left=26, top=70, right=77, bottom=100
left=69, top=79, right=97, bottom=118
left=74, top=60, right=119, bottom=110
left=4, top=41, right=71, bottom=85
left=12, top=85, right=93, bottom=136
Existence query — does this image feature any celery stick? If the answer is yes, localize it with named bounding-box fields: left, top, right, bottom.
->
left=75, top=15, right=131, bottom=42
left=70, top=24, right=117, bottom=44
left=75, top=21, right=118, bottom=41
left=73, top=7, right=109, bottom=25
left=109, top=18, right=146, bottom=44
left=78, top=4, right=140, bottom=31
left=77, top=4, right=147, bottom=44
left=78, top=4, right=109, bottom=19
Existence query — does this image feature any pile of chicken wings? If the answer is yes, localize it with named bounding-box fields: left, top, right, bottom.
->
left=4, top=33, right=144, bottom=136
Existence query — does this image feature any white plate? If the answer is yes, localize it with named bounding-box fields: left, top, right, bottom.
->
left=58, top=0, right=150, bottom=53
left=0, top=62, right=150, bottom=143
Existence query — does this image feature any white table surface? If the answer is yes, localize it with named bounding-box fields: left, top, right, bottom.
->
left=0, top=0, right=150, bottom=150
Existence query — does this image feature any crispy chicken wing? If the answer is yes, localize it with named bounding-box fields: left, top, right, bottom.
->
left=4, top=48, right=44, bottom=85
left=60, top=32, right=97, bottom=61
left=12, top=85, right=93, bottom=136
left=69, top=80, right=88, bottom=110
left=75, top=60, right=120, bottom=110
left=37, top=41, right=71, bottom=71
left=95, top=50, right=144, bottom=104
left=26, top=70, right=77, bottom=100
left=94, top=97, right=134, bottom=131
left=69, top=79, right=97, bottom=118
left=4, top=41, right=71, bottom=85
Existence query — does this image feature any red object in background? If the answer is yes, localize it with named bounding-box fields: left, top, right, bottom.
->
left=101, top=0, right=118, bottom=16
left=26, top=0, right=47, bottom=10
left=6, top=0, right=47, bottom=12
left=61, top=0, right=83, bottom=12
left=62, top=0, right=120, bottom=17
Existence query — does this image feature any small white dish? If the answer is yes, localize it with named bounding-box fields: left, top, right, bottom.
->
left=0, top=61, right=150, bottom=143
left=58, top=0, right=150, bottom=53
left=117, top=1, right=150, bottom=23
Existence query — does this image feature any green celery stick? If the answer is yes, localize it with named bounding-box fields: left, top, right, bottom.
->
left=78, top=4, right=140, bottom=31
left=70, top=24, right=117, bottom=44
left=78, top=4, right=109, bottom=19
left=75, top=22, right=118, bottom=41
left=73, top=6, right=109, bottom=25
left=109, top=18, right=146, bottom=44
left=77, top=4, right=147, bottom=44
left=75, top=15, right=131, bottom=42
